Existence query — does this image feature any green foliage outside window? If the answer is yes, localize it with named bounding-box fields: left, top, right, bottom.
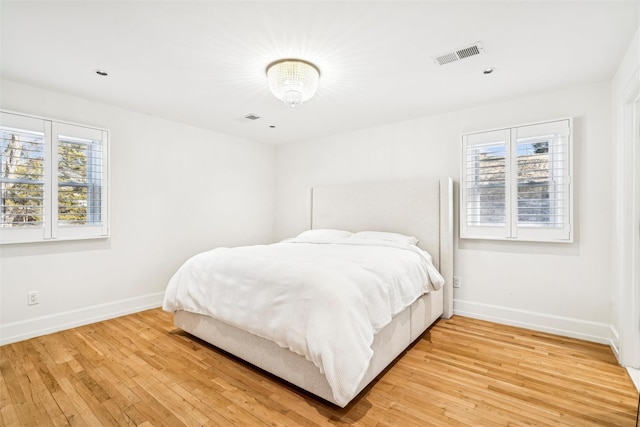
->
left=1, top=132, right=44, bottom=227
left=58, top=141, right=89, bottom=225
left=1, top=132, right=101, bottom=228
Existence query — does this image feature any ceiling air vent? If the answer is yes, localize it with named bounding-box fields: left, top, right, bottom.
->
left=244, top=113, right=261, bottom=121
left=433, top=42, right=485, bottom=66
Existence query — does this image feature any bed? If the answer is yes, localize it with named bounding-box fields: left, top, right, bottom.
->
left=163, top=178, right=454, bottom=407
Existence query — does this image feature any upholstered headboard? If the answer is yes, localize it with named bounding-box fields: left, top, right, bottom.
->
left=310, top=178, right=454, bottom=318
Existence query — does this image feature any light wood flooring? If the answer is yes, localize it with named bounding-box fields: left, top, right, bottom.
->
left=1, top=309, right=638, bottom=426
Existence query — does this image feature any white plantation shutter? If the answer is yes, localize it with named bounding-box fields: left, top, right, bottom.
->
left=54, top=122, right=108, bottom=240
left=461, top=119, right=572, bottom=242
left=0, top=113, right=51, bottom=243
left=461, top=129, right=511, bottom=239
left=0, top=111, right=108, bottom=244
left=512, top=121, right=571, bottom=241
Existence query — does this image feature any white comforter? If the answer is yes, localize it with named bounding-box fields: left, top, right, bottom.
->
left=163, top=237, right=444, bottom=406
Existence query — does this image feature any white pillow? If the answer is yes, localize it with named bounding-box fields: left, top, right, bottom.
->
left=352, top=231, right=419, bottom=246
left=296, top=229, right=352, bottom=239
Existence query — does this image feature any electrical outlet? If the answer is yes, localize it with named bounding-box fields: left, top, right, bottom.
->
left=453, top=277, right=461, bottom=288
left=28, top=291, right=39, bottom=306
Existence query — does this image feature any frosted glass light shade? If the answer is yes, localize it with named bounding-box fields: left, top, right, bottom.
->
left=266, top=59, right=320, bottom=108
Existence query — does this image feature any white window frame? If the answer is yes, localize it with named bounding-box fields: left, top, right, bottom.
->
left=460, top=118, right=572, bottom=243
left=0, top=111, right=109, bottom=244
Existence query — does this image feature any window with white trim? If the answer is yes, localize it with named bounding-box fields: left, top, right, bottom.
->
left=461, top=118, right=572, bottom=242
left=0, top=111, right=109, bottom=244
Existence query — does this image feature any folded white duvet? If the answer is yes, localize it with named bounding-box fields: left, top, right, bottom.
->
left=163, top=237, right=444, bottom=406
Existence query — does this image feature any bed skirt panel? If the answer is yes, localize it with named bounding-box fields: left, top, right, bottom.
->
left=410, top=287, right=443, bottom=341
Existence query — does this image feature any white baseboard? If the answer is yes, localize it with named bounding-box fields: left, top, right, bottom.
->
left=609, top=326, right=621, bottom=361
left=0, top=292, right=165, bottom=346
left=453, top=299, right=616, bottom=345
left=626, top=367, right=640, bottom=393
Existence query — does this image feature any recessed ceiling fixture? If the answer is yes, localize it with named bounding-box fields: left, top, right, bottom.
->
left=266, top=59, right=320, bottom=108
left=95, top=69, right=108, bottom=76
left=483, top=67, right=495, bottom=74
left=244, top=113, right=261, bottom=120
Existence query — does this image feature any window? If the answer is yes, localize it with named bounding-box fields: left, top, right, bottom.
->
left=461, top=119, right=572, bottom=242
left=0, top=111, right=109, bottom=244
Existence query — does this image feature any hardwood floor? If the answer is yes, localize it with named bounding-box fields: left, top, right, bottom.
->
left=1, top=310, right=637, bottom=426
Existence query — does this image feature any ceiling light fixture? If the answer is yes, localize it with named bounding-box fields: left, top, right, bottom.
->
left=95, top=69, right=108, bottom=76
left=483, top=67, right=495, bottom=74
left=266, top=59, right=320, bottom=108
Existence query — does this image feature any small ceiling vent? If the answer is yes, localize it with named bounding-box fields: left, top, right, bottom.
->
left=433, top=42, right=485, bottom=66
left=244, top=113, right=261, bottom=121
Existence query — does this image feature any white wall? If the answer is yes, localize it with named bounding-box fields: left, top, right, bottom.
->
left=276, top=82, right=614, bottom=343
left=0, top=80, right=276, bottom=344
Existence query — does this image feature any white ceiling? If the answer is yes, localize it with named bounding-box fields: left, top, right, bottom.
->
left=1, top=1, right=638, bottom=145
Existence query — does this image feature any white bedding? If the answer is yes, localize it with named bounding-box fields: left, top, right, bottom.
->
left=162, top=237, right=444, bottom=406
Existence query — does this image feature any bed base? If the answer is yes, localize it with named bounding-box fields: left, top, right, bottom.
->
left=174, top=287, right=442, bottom=407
